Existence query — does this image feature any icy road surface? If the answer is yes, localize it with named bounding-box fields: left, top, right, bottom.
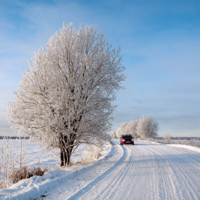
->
left=45, top=139, right=200, bottom=200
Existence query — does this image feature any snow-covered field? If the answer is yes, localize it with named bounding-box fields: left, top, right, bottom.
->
left=1, top=140, right=60, bottom=170
left=173, top=140, right=200, bottom=144
left=163, top=139, right=200, bottom=145
left=1, top=139, right=200, bottom=200
left=0, top=140, right=112, bottom=199
left=0, top=139, right=92, bottom=169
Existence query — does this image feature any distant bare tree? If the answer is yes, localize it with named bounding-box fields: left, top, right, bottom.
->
left=137, top=115, right=158, bottom=139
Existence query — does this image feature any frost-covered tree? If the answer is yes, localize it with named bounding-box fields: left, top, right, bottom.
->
left=8, top=23, right=125, bottom=166
left=125, top=120, right=138, bottom=138
left=116, top=122, right=128, bottom=137
left=137, top=115, right=158, bottom=139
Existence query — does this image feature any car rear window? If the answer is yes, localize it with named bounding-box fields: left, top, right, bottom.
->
left=122, top=135, right=132, bottom=138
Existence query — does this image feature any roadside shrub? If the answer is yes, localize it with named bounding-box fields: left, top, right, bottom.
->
left=1, top=166, right=48, bottom=188
left=81, top=145, right=101, bottom=164
left=0, top=179, right=13, bottom=189
left=0, top=133, right=48, bottom=188
left=68, top=161, right=81, bottom=167
left=0, top=134, right=16, bottom=188
left=9, top=166, right=48, bottom=184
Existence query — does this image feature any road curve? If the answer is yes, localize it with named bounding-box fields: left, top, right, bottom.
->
left=46, top=140, right=200, bottom=200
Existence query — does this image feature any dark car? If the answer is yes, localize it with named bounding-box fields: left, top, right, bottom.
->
left=120, top=134, right=134, bottom=145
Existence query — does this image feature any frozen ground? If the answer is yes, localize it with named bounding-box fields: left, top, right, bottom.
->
left=164, top=139, right=200, bottom=144
left=0, top=140, right=112, bottom=199
left=0, top=140, right=90, bottom=169
left=1, top=139, right=200, bottom=200
left=173, top=140, right=200, bottom=144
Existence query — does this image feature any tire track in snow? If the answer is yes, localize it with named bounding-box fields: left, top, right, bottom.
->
left=146, top=147, right=181, bottom=200
left=165, top=149, right=199, bottom=200
left=87, top=143, right=160, bottom=200
left=44, top=142, right=123, bottom=200
left=147, top=146, right=199, bottom=200
left=168, top=146, right=200, bottom=170
left=129, top=144, right=161, bottom=200
left=164, top=147, right=200, bottom=199
left=113, top=145, right=142, bottom=200
left=92, top=145, right=133, bottom=200
left=45, top=140, right=200, bottom=200
left=65, top=143, right=127, bottom=200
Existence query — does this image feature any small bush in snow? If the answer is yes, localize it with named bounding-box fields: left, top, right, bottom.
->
left=80, top=145, right=101, bottom=164
left=0, top=135, right=16, bottom=188
left=0, top=134, right=47, bottom=189
left=0, top=179, right=13, bottom=189
left=9, top=166, right=48, bottom=184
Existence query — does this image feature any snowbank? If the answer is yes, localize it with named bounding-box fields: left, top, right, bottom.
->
left=139, top=139, right=160, bottom=145
left=140, top=139, right=200, bottom=153
left=0, top=142, right=112, bottom=200
left=167, top=144, right=200, bottom=153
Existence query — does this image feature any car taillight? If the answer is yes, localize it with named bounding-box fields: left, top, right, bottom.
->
left=122, top=139, right=125, bottom=141
left=131, top=139, right=134, bottom=141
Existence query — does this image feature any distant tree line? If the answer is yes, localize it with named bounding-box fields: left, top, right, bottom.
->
left=111, top=115, right=158, bottom=139
left=0, top=136, right=29, bottom=140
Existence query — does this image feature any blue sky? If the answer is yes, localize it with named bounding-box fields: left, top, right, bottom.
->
left=1, top=0, right=200, bottom=136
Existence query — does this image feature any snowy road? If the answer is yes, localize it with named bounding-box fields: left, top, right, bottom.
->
left=45, top=140, right=200, bottom=200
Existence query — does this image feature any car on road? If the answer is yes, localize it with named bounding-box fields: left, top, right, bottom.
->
left=120, top=134, right=134, bottom=145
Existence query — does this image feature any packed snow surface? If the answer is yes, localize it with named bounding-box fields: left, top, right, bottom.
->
left=167, top=143, right=200, bottom=153
left=0, top=140, right=112, bottom=200
left=1, top=139, right=200, bottom=199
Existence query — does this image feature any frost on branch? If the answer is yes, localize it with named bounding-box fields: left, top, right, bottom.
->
left=8, top=23, right=126, bottom=166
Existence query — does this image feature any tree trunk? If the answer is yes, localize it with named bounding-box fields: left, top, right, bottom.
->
left=60, top=135, right=74, bottom=167
left=60, top=149, right=67, bottom=166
